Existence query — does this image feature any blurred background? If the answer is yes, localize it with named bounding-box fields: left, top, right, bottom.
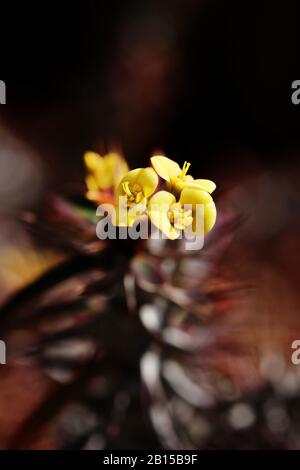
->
left=1, top=0, right=300, bottom=450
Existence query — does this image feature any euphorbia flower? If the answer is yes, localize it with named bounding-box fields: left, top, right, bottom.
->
left=148, top=188, right=216, bottom=240
left=84, top=151, right=129, bottom=203
left=151, top=155, right=216, bottom=194
left=114, top=167, right=158, bottom=226
left=148, top=191, right=192, bottom=240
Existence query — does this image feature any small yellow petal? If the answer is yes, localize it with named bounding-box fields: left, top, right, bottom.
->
left=105, top=153, right=122, bottom=169
left=85, top=174, right=99, bottom=192
left=148, top=191, right=180, bottom=240
left=175, top=178, right=216, bottom=193
left=179, top=188, right=213, bottom=206
left=105, top=153, right=129, bottom=187
left=193, top=179, right=216, bottom=193
left=136, top=167, right=158, bottom=197
left=95, top=169, right=113, bottom=190
left=204, top=201, right=217, bottom=233
left=180, top=188, right=216, bottom=234
left=149, top=190, right=176, bottom=208
left=84, top=151, right=103, bottom=172
left=151, top=155, right=181, bottom=182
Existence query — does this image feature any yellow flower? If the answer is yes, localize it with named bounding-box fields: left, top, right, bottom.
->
left=114, top=167, right=158, bottom=226
left=148, top=191, right=191, bottom=240
left=151, top=155, right=216, bottom=194
left=84, top=151, right=129, bottom=203
left=148, top=188, right=216, bottom=240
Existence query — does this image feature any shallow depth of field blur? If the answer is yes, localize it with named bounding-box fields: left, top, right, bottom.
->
left=1, top=0, right=300, bottom=450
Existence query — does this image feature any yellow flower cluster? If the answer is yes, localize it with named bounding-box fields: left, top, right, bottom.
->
left=84, top=152, right=216, bottom=239
left=84, top=151, right=129, bottom=204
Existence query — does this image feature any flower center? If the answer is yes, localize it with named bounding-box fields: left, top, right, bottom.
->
left=168, top=202, right=193, bottom=230
left=122, top=182, right=145, bottom=205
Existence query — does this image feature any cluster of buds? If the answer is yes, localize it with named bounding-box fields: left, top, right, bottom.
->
left=84, top=152, right=217, bottom=240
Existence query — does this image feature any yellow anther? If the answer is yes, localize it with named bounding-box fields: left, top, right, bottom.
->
left=122, top=181, right=132, bottom=197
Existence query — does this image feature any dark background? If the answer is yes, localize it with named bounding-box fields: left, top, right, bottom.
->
left=1, top=0, right=300, bottom=189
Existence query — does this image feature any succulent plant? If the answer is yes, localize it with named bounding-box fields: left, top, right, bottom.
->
left=1, top=152, right=299, bottom=450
